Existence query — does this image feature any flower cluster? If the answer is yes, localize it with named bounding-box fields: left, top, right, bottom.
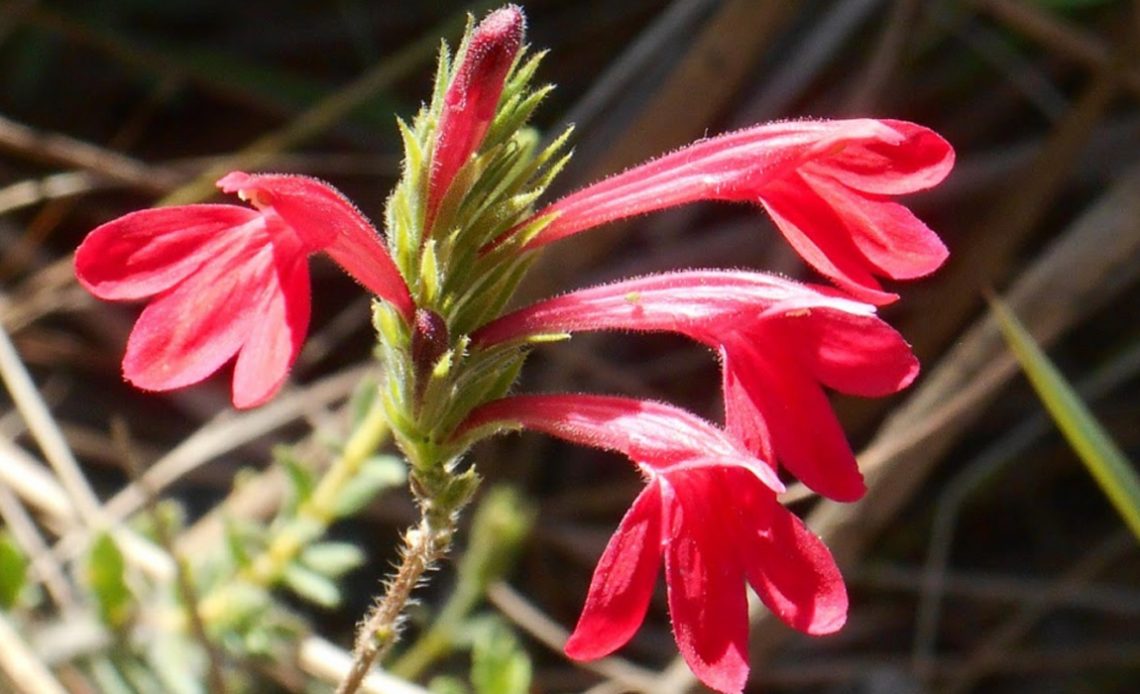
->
left=74, top=5, right=951, bottom=692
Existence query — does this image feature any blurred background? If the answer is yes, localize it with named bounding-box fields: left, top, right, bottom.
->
left=1, top=0, right=1139, bottom=692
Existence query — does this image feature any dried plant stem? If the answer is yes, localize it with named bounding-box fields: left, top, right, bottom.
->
left=336, top=506, right=456, bottom=694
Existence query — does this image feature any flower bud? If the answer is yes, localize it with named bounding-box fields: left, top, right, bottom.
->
left=426, top=5, right=525, bottom=227
left=411, top=307, right=450, bottom=402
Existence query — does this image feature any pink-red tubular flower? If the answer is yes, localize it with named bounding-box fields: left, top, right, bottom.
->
left=472, top=270, right=918, bottom=501
left=75, top=173, right=413, bottom=409
left=426, top=5, right=524, bottom=224
left=458, top=394, right=845, bottom=694
left=516, top=119, right=953, bottom=304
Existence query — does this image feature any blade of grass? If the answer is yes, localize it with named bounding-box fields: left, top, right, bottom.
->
left=989, top=293, right=1140, bottom=540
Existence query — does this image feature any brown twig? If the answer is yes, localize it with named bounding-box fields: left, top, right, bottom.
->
left=0, top=113, right=181, bottom=194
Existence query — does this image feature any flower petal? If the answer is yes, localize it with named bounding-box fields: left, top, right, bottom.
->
left=216, top=172, right=338, bottom=249
left=759, top=174, right=898, bottom=305
left=778, top=307, right=919, bottom=397
left=472, top=270, right=800, bottom=348
left=743, top=492, right=847, bottom=635
left=121, top=232, right=268, bottom=393
left=725, top=337, right=865, bottom=501
left=458, top=394, right=783, bottom=492
left=720, top=345, right=775, bottom=463
left=810, top=119, right=954, bottom=196
left=664, top=471, right=750, bottom=694
left=218, top=172, right=414, bottom=320
left=231, top=246, right=312, bottom=408
left=565, top=484, right=663, bottom=660
left=801, top=170, right=948, bottom=279
left=75, top=205, right=258, bottom=301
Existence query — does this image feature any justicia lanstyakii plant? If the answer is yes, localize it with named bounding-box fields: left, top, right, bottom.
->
left=74, top=5, right=953, bottom=692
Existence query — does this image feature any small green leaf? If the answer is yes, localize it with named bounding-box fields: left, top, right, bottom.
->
left=991, top=295, right=1140, bottom=540
left=282, top=563, right=341, bottom=608
left=333, top=455, right=407, bottom=518
left=470, top=623, right=531, bottom=694
left=0, top=533, right=28, bottom=609
left=223, top=515, right=259, bottom=570
left=86, top=532, right=133, bottom=629
left=145, top=632, right=206, bottom=694
left=277, top=447, right=316, bottom=515
left=300, top=542, right=365, bottom=578
left=216, top=583, right=272, bottom=631
left=429, top=676, right=469, bottom=694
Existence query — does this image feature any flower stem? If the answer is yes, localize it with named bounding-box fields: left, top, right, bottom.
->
left=335, top=501, right=457, bottom=694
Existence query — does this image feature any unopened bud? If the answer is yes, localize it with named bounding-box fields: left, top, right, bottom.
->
left=411, top=308, right=450, bottom=402
left=426, top=5, right=525, bottom=227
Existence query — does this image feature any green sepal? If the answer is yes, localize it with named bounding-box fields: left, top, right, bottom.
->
left=419, top=239, right=442, bottom=306
left=373, top=299, right=411, bottom=350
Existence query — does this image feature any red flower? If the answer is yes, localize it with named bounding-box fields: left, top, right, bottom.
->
left=75, top=173, right=412, bottom=408
left=426, top=4, right=525, bottom=226
left=473, top=270, right=917, bottom=500
left=458, top=394, right=845, bottom=694
left=512, top=119, right=953, bottom=304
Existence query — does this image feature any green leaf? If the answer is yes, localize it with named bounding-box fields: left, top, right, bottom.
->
left=282, top=563, right=341, bottom=608
left=145, top=632, right=206, bottom=694
left=429, top=676, right=470, bottom=694
left=86, top=532, right=133, bottom=629
left=300, top=542, right=365, bottom=578
left=470, top=623, right=531, bottom=694
left=990, top=295, right=1140, bottom=540
left=0, top=533, right=28, bottom=609
left=222, top=515, right=259, bottom=571
left=332, top=454, right=407, bottom=518
left=277, top=447, right=316, bottom=515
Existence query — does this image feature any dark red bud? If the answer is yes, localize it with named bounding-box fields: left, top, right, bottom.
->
left=412, top=308, right=450, bottom=401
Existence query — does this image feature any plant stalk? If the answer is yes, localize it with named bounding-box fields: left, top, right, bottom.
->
left=335, top=503, right=456, bottom=694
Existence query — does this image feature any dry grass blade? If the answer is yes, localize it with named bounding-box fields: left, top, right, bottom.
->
left=0, top=611, right=68, bottom=694
left=0, top=483, right=74, bottom=609
left=299, top=636, right=429, bottom=694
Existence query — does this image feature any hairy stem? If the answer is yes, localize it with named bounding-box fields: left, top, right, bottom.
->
left=335, top=502, right=456, bottom=694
